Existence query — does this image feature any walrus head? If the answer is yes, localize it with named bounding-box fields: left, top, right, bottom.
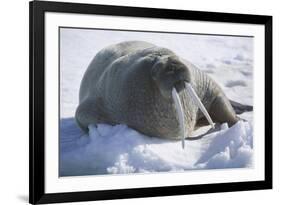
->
left=151, top=56, right=191, bottom=99
left=151, top=55, right=214, bottom=148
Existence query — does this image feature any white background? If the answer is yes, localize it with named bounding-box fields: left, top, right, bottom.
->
left=0, top=0, right=279, bottom=204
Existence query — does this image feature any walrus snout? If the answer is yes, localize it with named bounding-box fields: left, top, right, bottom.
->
left=158, top=78, right=189, bottom=99
left=174, top=80, right=186, bottom=93
left=152, top=60, right=191, bottom=99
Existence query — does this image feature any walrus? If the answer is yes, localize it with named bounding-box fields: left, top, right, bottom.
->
left=75, top=41, right=252, bottom=144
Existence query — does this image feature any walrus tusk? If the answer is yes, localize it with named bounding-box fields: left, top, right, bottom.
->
left=172, top=87, right=186, bottom=149
left=185, top=82, right=215, bottom=129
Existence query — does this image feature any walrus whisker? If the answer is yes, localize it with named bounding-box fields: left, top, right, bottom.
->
left=172, top=87, right=186, bottom=149
left=185, top=82, right=215, bottom=129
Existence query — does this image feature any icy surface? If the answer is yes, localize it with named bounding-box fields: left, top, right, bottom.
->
left=59, top=28, right=253, bottom=176
left=60, top=121, right=253, bottom=176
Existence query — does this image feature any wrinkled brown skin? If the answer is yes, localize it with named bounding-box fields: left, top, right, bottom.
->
left=75, top=41, right=238, bottom=140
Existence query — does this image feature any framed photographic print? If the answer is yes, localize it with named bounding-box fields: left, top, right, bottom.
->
left=29, top=0, right=272, bottom=204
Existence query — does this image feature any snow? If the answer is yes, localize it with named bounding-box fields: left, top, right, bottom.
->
left=60, top=120, right=253, bottom=176
left=59, top=28, right=253, bottom=176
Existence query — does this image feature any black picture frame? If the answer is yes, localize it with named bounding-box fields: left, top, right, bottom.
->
left=29, top=0, right=272, bottom=204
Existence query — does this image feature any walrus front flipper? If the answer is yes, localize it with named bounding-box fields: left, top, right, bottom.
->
left=229, top=100, right=253, bottom=114
left=75, top=99, right=99, bottom=133
left=208, top=94, right=238, bottom=127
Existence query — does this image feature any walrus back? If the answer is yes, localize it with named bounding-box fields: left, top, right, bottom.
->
left=79, top=41, right=155, bottom=102
left=76, top=41, right=157, bottom=131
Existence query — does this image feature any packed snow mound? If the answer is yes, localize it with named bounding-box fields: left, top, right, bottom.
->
left=60, top=119, right=253, bottom=176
